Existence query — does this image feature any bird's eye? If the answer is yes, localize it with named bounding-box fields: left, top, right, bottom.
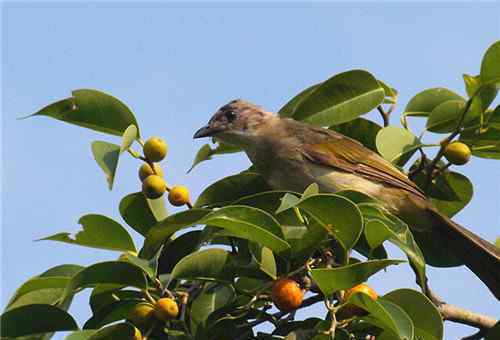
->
left=225, top=110, right=237, bottom=121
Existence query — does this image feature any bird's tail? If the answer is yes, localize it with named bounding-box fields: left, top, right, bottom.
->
left=429, top=209, right=500, bottom=300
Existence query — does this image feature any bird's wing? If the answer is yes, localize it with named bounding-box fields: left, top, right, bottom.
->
left=301, top=131, right=426, bottom=199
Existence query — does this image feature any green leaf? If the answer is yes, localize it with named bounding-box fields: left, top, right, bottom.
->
left=330, top=118, right=382, bottom=152
left=83, top=299, right=143, bottom=329
left=278, top=83, right=321, bottom=118
left=120, top=124, right=138, bottom=152
left=190, top=283, right=235, bottom=335
left=65, top=330, right=98, bottom=340
left=275, top=193, right=301, bottom=215
left=38, top=214, right=136, bottom=252
left=414, top=171, right=473, bottom=217
left=310, top=259, right=403, bottom=295
left=292, top=70, right=385, bottom=125
left=378, top=79, right=398, bottom=104
left=195, top=172, right=270, bottom=208
left=235, top=191, right=302, bottom=226
left=158, top=230, right=202, bottom=275
left=6, top=264, right=82, bottom=309
left=119, top=192, right=167, bottom=236
left=61, top=261, right=147, bottom=304
left=360, top=204, right=427, bottom=286
left=284, top=221, right=328, bottom=262
left=463, top=74, right=498, bottom=114
left=6, top=277, right=70, bottom=310
left=91, top=141, right=121, bottom=190
left=142, top=208, right=211, bottom=258
left=480, top=40, right=500, bottom=87
left=0, top=304, right=78, bottom=337
left=40, top=264, right=84, bottom=277
left=356, top=297, right=414, bottom=340
left=297, top=194, right=363, bottom=251
left=460, top=110, right=500, bottom=159
left=198, top=206, right=290, bottom=254
left=376, top=126, right=421, bottom=165
left=25, top=89, right=140, bottom=137
left=171, top=248, right=235, bottom=282
left=384, top=289, right=443, bottom=340
left=426, top=99, right=470, bottom=133
left=89, top=286, right=143, bottom=314
left=118, top=251, right=157, bottom=279
left=404, top=87, right=463, bottom=117
left=189, top=142, right=242, bottom=172
left=249, top=243, right=277, bottom=279
left=88, top=323, right=136, bottom=340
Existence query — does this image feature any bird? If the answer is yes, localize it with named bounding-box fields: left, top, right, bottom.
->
left=193, top=99, right=500, bottom=299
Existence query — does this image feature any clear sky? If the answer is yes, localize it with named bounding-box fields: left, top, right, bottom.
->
left=2, top=2, right=499, bottom=339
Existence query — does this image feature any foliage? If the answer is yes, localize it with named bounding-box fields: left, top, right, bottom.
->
left=3, top=41, right=500, bottom=340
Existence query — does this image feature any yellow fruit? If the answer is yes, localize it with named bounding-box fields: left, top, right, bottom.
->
left=142, top=175, right=166, bottom=199
left=133, top=326, right=142, bottom=340
left=143, top=137, right=167, bottom=162
left=444, top=142, right=471, bottom=165
left=128, top=303, right=155, bottom=327
left=342, top=283, right=378, bottom=317
left=154, top=298, right=179, bottom=321
left=138, top=163, right=164, bottom=182
left=168, top=185, right=190, bottom=206
left=271, top=278, right=304, bottom=311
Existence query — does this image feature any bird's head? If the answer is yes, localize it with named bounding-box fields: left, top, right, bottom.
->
left=193, top=99, right=274, bottom=148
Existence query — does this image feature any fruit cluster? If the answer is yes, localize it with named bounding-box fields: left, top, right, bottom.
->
left=128, top=298, right=179, bottom=339
left=138, top=137, right=191, bottom=207
left=270, top=278, right=377, bottom=317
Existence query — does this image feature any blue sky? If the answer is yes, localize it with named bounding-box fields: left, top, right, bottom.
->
left=2, top=2, right=499, bottom=339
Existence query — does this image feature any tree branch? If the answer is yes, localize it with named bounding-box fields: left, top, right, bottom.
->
left=377, top=105, right=390, bottom=127
left=426, top=287, right=497, bottom=331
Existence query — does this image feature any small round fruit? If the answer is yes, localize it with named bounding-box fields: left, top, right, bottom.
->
left=142, top=175, right=166, bottom=199
left=168, top=185, right=190, bottom=206
left=133, top=327, right=142, bottom=340
left=138, top=163, right=164, bottom=181
left=271, top=278, right=304, bottom=311
left=143, top=137, right=168, bottom=162
left=344, top=283, right=378, bottom=301
left=128, top=303, right=155, bottom=326
left=154, top=297, right=179, bottom=321
left=342, top=283, right=378, bottom=317
left=443, top=142, right=471, bottom=165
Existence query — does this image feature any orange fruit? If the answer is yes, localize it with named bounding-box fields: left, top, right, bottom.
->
left=271, top=278, right=304, bottom=311
left=143, top=137, right=167, bottom=162
left=154, top=297, right=179, bottom=321
left=168, top=185, right=190, bottom=206
left=342, top=283, right=378, bottom=317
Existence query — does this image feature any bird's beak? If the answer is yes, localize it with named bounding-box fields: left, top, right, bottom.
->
left=193, top=124, right=223, bottom=139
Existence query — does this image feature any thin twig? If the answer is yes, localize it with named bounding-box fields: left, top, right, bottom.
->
left=424, top=96, right=474, bottom=190
left=377, top=105, right=390, bottom=127
left=244, top=294, right=323, bottom=330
